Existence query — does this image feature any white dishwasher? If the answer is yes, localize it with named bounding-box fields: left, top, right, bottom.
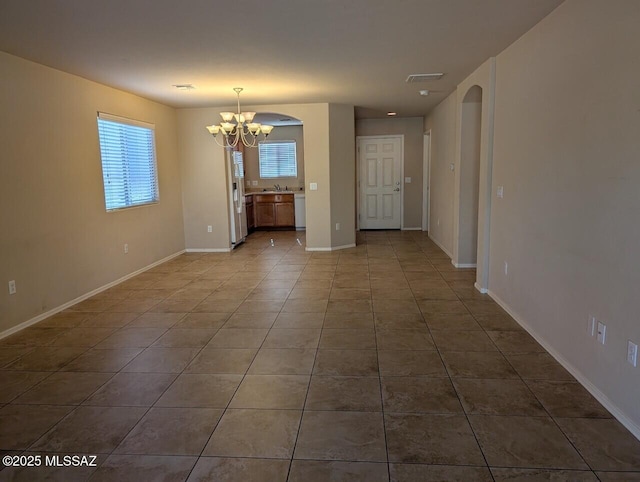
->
left=294, top=193, right=306, bottom=229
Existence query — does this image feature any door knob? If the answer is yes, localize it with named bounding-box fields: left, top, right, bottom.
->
left=393, top=188, right=400, bottom=192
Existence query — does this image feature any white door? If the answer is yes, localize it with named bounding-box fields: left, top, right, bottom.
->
left=358, top=136, right=402, bottom=229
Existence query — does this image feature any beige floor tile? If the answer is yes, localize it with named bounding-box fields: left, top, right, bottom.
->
left=469, top=415, right=588, bottom=469
left=84, top=372, right=176, bottom=406
left=373, top=299, right=421, bottom=314
left=491, top=468, right=598, bottom=481
left=431, top=330, right=498, bottom=352
left=0, top=371, right=50, bottom=403
left=376, top=330, right=435, bottom=350
left=294, top=411, right=387, bottom=462
left=206, top=328, right=268, bottom=348
left=441, top=351, right=519, bottom=379
left=1, top=328, right=69, bottom=347
left=13, top=371, right=113, bottom=405
left=390, top=464, right=492, bottom=482
left=174, top=312, right=231, bottom=329
left=263, top=329, right=321, bottom=349
left=230, top=375, right=309, bottom=409
left=273, top=312, right=325, bottom=329
left=6, top=346, right=87, bottom=371
left=156, top=373, right=242, bottom=408
left=525, top=380, right=611, bottom=418
left=79, top=312, right=140, bottom=328
left=314, top=350, right=379, bottom=376
left=96, top=328, right=167, bottom=349
left=60, top=348, right=142, bottom=372
left=424, top=313, right=483, bottom=331
left=305, top=376, right=382, bottom=411
left=30, top=406, right=146, bottom=453
left=487, top=330, right=545, bottom=354
left=506, top=353, right=575, bottom=380
left=319, top=329, right=376, bottom=350
left=151, top=328, right=216, bottom=348
left=378, top=350, right=447, bottom=377
left=249, top=348, right=316, bottom=375
left=0, top=404, right=74, bottom=450
left=374, top=313, right=427, bottom=331
left=187, top=457, right=289, bottom=482
left=329, top=288, right=372, bottom=300
left=323, top=312, right=374, bottom=329
left=327, top=300, right=372, bottom=313
left=91, top=455, right=197, bottom=482
left=185, top=348, right=257, bottom=374
left=385, top=413, right=484, bottom=465
left=122, top=347, right=200, bottom=373
left=453, top=378, right=546, bottom=416
left=289, top=460, right=388, bottom=482
left=115, top=407, right=222, bottom=455
left=125, top=312, right=185, bottom=328
left=236, top=299, right=285, bottom=313
left=204, top=409, right=301, bottom=459
left=417, top=300, right=469, bottom=315
left=555, top=418, right=640, bottom=471
left=473, top=313, right=524, bottom=331
left=382, top=377, right=462, bottom=413
left=282, top=299, right=329, bottom=313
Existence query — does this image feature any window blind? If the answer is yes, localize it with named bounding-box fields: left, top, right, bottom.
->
left=258, top=140, right=297, bottom=178
left=97, top=113, right=159, bottom=211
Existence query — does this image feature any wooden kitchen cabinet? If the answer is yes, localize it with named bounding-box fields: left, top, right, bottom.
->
left=254, top=193, right=295, bottom=228
left=245, top=195, right=255, bottom=231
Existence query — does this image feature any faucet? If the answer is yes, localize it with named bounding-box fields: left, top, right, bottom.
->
left=274, top=184, right=281, bottom=192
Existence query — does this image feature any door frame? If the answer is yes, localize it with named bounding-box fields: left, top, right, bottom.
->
left=356, top=135, right=405, bottom=230
left=422, top=130, right=431, bottom=232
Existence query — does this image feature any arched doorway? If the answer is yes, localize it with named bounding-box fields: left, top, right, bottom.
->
left=457, top=85, right=483, bottom=266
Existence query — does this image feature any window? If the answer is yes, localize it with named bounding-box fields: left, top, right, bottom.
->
left=259, top=140, right=297, bottom=178
left=97, top=112, right=159, bottom=211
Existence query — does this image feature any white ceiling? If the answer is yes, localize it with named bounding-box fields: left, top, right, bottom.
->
left=0, top=0, right=563, bottom=118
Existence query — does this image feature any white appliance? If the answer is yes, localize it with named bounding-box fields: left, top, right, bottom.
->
left=226, top=149, right=248, bottom=247
left=294, top=193, right=306, bottom=229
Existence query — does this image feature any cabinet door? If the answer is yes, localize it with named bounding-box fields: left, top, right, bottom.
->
left=255, top=203, right=275, bottom=227
left=246, top=202, right=254, bottom=229
left=274, top=202, right=295, bottom=227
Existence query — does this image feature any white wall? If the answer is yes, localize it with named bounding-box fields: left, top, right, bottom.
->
left=489, top=0, right=640, bottom=434
left=0, top=52, right=185, bottom=334
left=424, top=94, right=457, bottom=255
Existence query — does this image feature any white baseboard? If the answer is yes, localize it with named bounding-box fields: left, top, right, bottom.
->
left=428, top=234, right=454, bottom=259
left=488, top=289, right=640, bottom=442
left=185, top=248, right=231, bottom=253
left=402, top=227, right=422, bottom=231
left=306, top=243, right=356, bottom=252
left=474, top=282, right=488, bottom=294
left=0, top=249, right=186, bottom=341
left=453, top=262, right=477, bottom=268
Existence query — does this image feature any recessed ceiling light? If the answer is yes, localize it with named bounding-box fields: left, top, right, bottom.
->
left=406, top=73, right=444, bottom=83
left=419, top=90, right=430, bottom=96
left=387, top=112, right=397, bottom=116
left=173, top=84, right=196, bottom=91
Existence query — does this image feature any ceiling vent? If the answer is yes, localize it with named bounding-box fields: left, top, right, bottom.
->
left=173, top=84, right=196, bottom=91
left=405, top=73, right=444, bottom=83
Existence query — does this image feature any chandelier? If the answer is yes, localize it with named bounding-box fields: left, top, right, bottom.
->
left=205, top=88, right=274, bottom=148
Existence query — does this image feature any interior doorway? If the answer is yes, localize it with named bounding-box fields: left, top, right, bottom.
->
left=457, top=86, right=483, bottom=266
left=422, top=131, right=431, bottom=232
left=357, top=136, right=404, bottom=230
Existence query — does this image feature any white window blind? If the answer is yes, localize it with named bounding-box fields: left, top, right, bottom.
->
left=97, top=112, right=159, bottom=211
left=259, top=141, right=297, bottom=178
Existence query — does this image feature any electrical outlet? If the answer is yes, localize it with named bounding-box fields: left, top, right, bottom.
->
left=504, top=261, right=508, bottom=275
left=628, top=341, right=638, bottom=367
left=596, top=321, right=606, bottom=344
left=8, top=280, right=16, bottom=295
left=124, top=244, right=128, bottom=254
left=335, top=223, right=341, bottom=231
left=207, top=225, right=213, bottom=233
left=252, top=180, right=258, bottom=186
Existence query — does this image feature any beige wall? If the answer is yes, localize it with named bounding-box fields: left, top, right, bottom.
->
left=329, top=104, right=356, bottom=247
left=424, top=0, right=640, bottom=436
left=178, top=103, right=343, bottom=251
left=244, top=125, right=305, bottom=191
left=0, top=52, right=185, bottom=333
left=424, top=96, right=457, bottom=254
left=489, top=0, right=640, bottom=435
left=355, top=117, right=424, bottom=228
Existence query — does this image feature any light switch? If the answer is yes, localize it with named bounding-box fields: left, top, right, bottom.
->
left=405, top=177, right=412, bottom=183
left=309, top=182, right=318, bottom=191
left=497, top=186, right=504, bottom=199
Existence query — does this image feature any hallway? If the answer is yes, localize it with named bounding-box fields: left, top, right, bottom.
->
left=1, top=230, right=639, bottom=481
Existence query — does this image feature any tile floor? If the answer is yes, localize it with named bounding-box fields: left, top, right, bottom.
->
left=1, top=230, right=639, bottom=481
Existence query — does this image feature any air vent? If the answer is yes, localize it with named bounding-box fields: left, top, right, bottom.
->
left=172, top=84, right=196, bottom=91
left=406, top=73, right=444, bottom=83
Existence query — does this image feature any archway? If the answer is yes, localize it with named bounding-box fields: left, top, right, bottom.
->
left=457, top=85, right=482, bottom=265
